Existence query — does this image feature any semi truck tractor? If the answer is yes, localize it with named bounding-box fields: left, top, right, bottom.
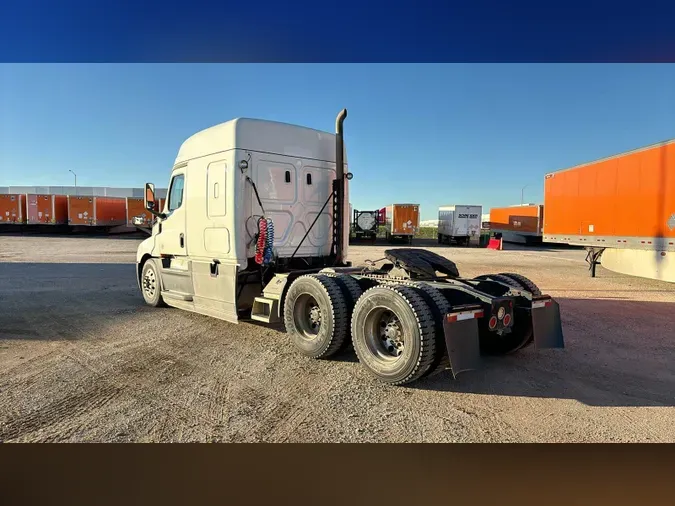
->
left=136, top=110, right=564, bottom=385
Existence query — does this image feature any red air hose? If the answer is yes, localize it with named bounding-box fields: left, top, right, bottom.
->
left=255, top=218, right=267, bottom=265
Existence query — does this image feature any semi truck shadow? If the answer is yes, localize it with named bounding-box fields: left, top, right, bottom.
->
left=0, top=262, right=146, bottom=341
left=414, top=297, right=675, bottom=407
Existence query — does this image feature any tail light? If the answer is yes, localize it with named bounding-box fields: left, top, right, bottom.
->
left=488, top=316, right=498, bottom=329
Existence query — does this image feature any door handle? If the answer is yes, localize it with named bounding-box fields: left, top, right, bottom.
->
left=180, top=233, right=184, bottom=248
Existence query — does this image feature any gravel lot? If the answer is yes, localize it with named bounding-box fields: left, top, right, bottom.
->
left=0, top=234, right=674, bottom=442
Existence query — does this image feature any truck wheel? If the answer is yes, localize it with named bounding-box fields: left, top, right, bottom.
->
left=437, top=234, right=442, bottom=244
left=140, top=259, right=167, bottom=308
left=497, top=273, right=542, bottom=296
left=331, top=274, right=365, bottom=351
left=351, top=285, right=436, bottom=385
left=284, top=275, right=349, bottom=359
left=412, top=283, right=452, bottom=377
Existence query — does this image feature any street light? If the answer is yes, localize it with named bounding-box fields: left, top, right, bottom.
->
left=520, top=185, right=529, bottom=205
left=69, top=170, right=77, bottom=195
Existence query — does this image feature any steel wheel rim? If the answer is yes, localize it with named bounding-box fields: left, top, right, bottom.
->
left=143, top=267, right=156, bottom=299
left=294, top=293, right=322, bottom=340
left=363, top=307, right=405, bottom=362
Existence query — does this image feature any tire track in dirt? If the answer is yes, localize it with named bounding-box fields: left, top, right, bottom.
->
left=0, top=379, right=121, bottom=442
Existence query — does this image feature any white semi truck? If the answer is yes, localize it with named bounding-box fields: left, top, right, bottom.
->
left=136, top=110, right=564, bottom=385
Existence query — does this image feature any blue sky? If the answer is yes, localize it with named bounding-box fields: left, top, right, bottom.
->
left=1, top=64, right=674, bottom=220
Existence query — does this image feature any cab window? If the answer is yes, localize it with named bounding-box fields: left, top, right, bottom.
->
left=168, top=174, right=185, bottom=212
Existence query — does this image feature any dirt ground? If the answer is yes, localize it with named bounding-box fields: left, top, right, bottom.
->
left=0, top=234, right=674, bottom=442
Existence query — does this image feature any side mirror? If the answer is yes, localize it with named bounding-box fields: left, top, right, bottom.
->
left=144, top=183, right=156, bottom=211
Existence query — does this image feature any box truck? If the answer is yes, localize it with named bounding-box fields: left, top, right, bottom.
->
left=543, top=139, right=675, bottom=282
left=68, top=196, right=127, bottom=227
left=489, top=204, right=544, bottom=244
left=437, top=205, right=482, bottom=246
left=134, top=109, right=563, bottom=386
left=381, top=204, right=420, bottom=244
left=0, top=194, right=27, bottom=224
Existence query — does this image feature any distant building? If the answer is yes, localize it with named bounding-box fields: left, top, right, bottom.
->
left=0, top=185, right=168, bottom=199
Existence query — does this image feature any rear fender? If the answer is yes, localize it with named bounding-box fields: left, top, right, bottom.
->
left=531, top=296, right=564, bottom=349
left=442, top=304, right=483, bottom=377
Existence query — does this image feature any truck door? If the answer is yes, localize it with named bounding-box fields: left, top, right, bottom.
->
left=455, top=207, right=469, bottom=236
left=159, top=170, right=187, bottom=256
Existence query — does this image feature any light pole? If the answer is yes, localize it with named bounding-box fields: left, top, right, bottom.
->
left=520, top=185, right=529, bottom=206
left=69, top=170, right=77, bottom=195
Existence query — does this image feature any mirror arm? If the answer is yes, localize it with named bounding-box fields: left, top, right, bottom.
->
left=146, top=208, right=166, bottom=220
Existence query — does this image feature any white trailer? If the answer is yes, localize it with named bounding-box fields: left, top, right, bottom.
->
left=134, top=110, right=564, bottom=386
left=437, top=205, right=482, bottom=246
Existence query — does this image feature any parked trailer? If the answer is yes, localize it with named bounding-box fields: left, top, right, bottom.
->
left=489, top=204, right=544, bottom=244
left=381, top=204, right=420, bottom=244
left=544, top=139, right=675, bottom=282
left=437, top=205, right=482, bottom=246
left=26, top=194, right=69, bottom=225
left=0, top=194, right=27, bottom=224
left=127, top=197, right=165, bottom=226
left=68, top=196, right=127, bottom=227
left=352, top=209, right=380, bottom=242
left=135, top=110, right=564, bottom=386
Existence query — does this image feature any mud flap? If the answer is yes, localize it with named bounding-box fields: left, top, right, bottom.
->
left=531, top=299, right=564, bottom=349
left=442, top=310, right=482, bottom=378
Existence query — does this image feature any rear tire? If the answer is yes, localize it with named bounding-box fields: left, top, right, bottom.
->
left=140, top=259, right=166, bottom=308
left=351, top=285, right=436, bottom=385
left=412, top=282, right=452, bottom=378
left=497, top=273, right=542, bottom=296
left=330, top=274, right=365, bottom=351
left=284, top=275, right=350, bottom=359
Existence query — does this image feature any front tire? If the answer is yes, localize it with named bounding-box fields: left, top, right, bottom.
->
left=140, top=259, right=166, bottom=308
left=351, top=285, right=436, bottom=385
left=284, top=275, right=349, bottom=359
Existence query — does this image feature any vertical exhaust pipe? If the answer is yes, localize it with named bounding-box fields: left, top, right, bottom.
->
left=335, top=109, right=348, bottom=264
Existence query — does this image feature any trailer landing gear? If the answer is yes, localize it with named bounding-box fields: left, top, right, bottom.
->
left=585, top=247, right=605, bottom=278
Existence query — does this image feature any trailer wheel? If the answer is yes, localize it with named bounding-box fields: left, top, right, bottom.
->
left=330, top=274, right=365, bottom=351
left=497, top=273, right=542, bottom=296
left=284, top=275, right=349, bottom=359
left=412, top=282, right=452, bottom=377
left=437, top=234, right=443, bottom=244
left=140, top=259, right=167, bottom=308
left=351, top=285, right=436, bottom=385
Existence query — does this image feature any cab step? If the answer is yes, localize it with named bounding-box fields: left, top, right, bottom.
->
left=251, top=296, right=280, bottom=324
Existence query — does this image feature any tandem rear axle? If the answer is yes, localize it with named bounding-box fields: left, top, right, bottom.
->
left=251, top=248, right=565, bottom=385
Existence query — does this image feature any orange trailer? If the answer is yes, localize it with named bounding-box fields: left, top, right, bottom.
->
left=26, top=194, right=69, bottom=225
left=0, top=194, right=27, bottom=224
left=68, top=196, right=127, bottom=226
left=381, top=204, right=420, bottom=244
left=489, top=204, right=544, bottom=243
left=544, top=139, right=675, bottom=282
left=126, top=197, right=164, bottom=227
